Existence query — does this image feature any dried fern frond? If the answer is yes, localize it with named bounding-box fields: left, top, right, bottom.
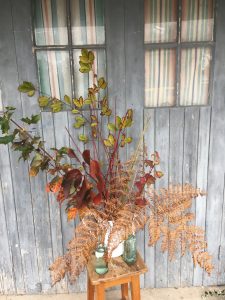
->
left=146, top=184, right=213, bottom=274
left=107, top=204, right=147, bottom=259
left=49, top=209, right=107, bottom=285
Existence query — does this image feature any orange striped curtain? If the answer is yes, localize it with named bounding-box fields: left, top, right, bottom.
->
left=180, top=48, right=212, bottom=106
left=181, top=0, right=214, bottom=42
left=145, top=49, right=176, bottom=107
left=34, top=0, right=105, bottom=100
left=144, top=0, right=214, bottom=107
left=144, top=0, right=177, bottom=43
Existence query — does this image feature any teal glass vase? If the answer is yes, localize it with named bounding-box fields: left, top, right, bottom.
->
left=95, top=245, right=108, bottom=275
left=123, top=234, right=137, bottom=265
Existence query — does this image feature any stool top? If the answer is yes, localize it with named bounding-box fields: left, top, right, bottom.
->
left=87, top=251, right=148, bottom=285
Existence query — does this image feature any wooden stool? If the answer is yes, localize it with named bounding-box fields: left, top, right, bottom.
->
left=87, top=251, right=147, bottom=300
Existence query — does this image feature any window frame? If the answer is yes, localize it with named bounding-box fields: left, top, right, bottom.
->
left=144, top=0, right=217, bottom=108
left=31, top=0, right=106, bottom=102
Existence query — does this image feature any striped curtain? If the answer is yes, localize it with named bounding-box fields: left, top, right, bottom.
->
left=145, top=49, right=176, bottom=107
left=71, top=0, right=105, bottom=45
left=181, top=0, right=214, bottom=42
left=34, top=0, right=68, bottom=45
left=144, top=0, right=177, bottom=43
left=180, top=47, right=212, bottom=106
left=36, top=51, right=71, bottom=99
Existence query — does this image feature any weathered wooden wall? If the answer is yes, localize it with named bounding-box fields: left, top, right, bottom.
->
left=0, top=0, right=225, bottom=295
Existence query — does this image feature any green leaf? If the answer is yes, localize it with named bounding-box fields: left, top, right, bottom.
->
left=84, top=99, right=92, bottom=105
left=0, top=117, right=10, bottom=134
left=88, top=51, right=95, bottom=62
left=18, top=81, right=35, bottom=97
left=21, top=114, right=41, bottom=125
left=27, top=90, right=35, bottom=97
left=107, top=122, right=116, bottom=132
left=81, top=48, right=88, bottom=57
left=76, top=116, right=85, bottom=123
left=79, top=56, right=89, bottom=63
left=98, top=77, right=107, bottom=89
left=64, top=95, right=71, bottom=105
left=0, top=134, right=14, bottom=144
left=116, top=116, right=121, bottom=130
left=51, top=100, right=63, bottom=113
left=38, top=96, right=49, bottom=107
left=71, top=109, right=80, bottom=114
left=79, top=65, right=91, bottom=73
left=78, top=134, right=88, bottom=143
left=125, top=137, right=132, bottom=144
left=5, top=106, right=16, bottom=111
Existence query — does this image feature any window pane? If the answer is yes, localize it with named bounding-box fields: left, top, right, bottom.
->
left=34, top=0, right=68, bottom=46
left=36, top=51, right=71, bottom=99
left=145, top=49, right=176, bottom=107
left=181, top=0, right=214, bottom=42
left=180, top=47, right=211, bottom=105
left=73, top=49, right=106, bottom=99
left=71, top=0, right=105, bottom=45
left=144, top=0, right=177, bottom=43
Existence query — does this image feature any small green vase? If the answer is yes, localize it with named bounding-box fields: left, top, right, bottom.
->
left=123, top=234, right=137, bottom=265
left=95, top=245, right=108, bottom=275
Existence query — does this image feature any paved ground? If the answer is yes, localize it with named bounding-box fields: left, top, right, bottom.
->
left=1, top=286, right=225, bottom=300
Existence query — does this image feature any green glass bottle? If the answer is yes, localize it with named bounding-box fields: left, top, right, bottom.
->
left=123, top=234, right=137, bottom=265
left=95, top=245, right=108, bottom=275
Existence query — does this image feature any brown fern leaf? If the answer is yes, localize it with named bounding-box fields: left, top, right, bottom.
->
left=147, top=184, right=213, bottom=274
left=49, top=209, right=107, bottom=285
left=49, top=256, right=69, bottom=285
left=106, top=204, right=147, bottom=260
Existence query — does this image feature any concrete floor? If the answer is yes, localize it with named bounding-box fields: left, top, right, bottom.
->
left=1, top=287, right=225, bottom=300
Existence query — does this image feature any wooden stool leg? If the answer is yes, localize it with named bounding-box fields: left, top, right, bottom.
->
left=131, top=275, right=140, bottom=300
left=121, top=283, right=129, bottom=300
left=87, top=276, right=95, bottom=300
left=96, top=284, right=105, bottom=300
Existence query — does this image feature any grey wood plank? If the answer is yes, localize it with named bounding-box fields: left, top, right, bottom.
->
left=105, top=0, right=125, bottom=111
left=41, top=111, right=68, bottom=294
left=0, top=0, right=40, bottom=293
left=11, top=0, right=55, bottom=293
left=203, top=0, right=225, bottom=287
left=167, top=107, right=185, bottom=288
left=218, top=175, right=225, bottom=285
left=0, top=175, right=15, bottom=294
left=144, top=109, right=155, bottom=288
left=154, top=108, right=169, bottom=288
left=0, top=144, right=25, bottom=294
left=193, top=107, right=211, bottom=286
left=124, top=0, right=145, bottom=288
left=180, top=107, right=199, bottom=287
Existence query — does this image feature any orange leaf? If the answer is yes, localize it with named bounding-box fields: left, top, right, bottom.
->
left=155, top=171, right=164, bottom=178
left=67, top=207, right=77, bottom=221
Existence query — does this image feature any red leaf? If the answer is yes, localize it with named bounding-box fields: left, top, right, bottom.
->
left=82, top=149, right=90, bottom=165
left=56, top=189, right=65, bottom=203
left=67, top=148, right=79, bottom=160
left=73, top=179, right=93, bottom=208
left=135, top=181, right=145, bottom=194
left=90, top=160, right=101, bottom=179
left=135, top=196, right=147, bottom=206
left=151, top=151, right=160, bottom=165
left=62, top=169, right=83, bottom=198
left=145, top=160, right=154, bottom=168
left=93, top=193, right=102, bottom=205
left=145, top=174, right=156, bottom=185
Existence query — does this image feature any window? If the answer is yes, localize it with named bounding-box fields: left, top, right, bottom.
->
left=144, top=0, right=215, bottom=107
left=33, top=0, right=106, bottom=101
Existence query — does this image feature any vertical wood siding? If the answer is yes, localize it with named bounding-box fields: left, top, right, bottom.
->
left=0, top=0, right=225, bottom=295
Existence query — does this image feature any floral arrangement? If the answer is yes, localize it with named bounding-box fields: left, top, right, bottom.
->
left=0, top=49, right=213, bottom=285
